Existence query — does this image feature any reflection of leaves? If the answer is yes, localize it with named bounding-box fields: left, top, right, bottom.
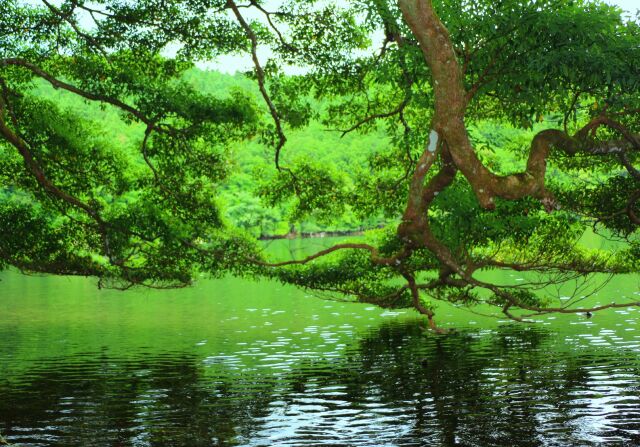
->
left=3, top=321, right=640, bottom=445
left=0, top=353, right=275, bottom=446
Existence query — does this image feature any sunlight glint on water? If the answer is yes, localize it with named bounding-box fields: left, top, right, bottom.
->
left=1, top=261, right=640, bottom=446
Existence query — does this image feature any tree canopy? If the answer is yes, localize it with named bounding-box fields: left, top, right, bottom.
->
left=2, top=0, right=640, bottom=330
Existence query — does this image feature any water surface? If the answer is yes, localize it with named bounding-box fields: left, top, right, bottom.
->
left=1, top=246, right=640, bottom=446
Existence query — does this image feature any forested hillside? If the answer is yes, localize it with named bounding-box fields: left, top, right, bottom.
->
left=28, top=69, right=390, bottom=236
left=32, top=68, right=547, bottom=237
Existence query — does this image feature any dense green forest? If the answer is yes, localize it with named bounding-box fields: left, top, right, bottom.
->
left=30, top=68, right=546, bottom=238
left=2, top=0, right=640, bottom=330
left=28, top=69, right=387, bottom=236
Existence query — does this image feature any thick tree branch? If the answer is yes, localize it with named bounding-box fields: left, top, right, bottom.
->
left=398, top=1, right=640, bottom=211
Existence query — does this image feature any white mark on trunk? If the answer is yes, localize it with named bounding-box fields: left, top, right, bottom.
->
left=428, top=129, right=439, bottom=153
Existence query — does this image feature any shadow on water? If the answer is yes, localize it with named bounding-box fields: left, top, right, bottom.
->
left=298, top=324, right=640, bottom=446
left=1, top=351, right=278, bottom=447
left=2, top=322, right=640, bottom=447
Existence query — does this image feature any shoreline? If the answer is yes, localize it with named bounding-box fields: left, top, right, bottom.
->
left=258, top=226, right=383, bottom=240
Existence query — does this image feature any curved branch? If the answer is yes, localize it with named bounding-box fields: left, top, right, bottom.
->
left=502, top=304, right=526, bottom=323
left=228, top=0, right=288, bottom=171
left=402, top=272, right=448, bottom=333
left=397, top=1, right=640, bottom=212
left=250, top=242, right=410, bottom=268
left=40, top=0, right=110, bottom=59
left=1, top=58, right=159, bottom=129
left=627, top=190, right=640, bottom=225
left=398, top=143, right=462, bottom=275
left=339, top=95, right=411, bottom=137
left=0, top=94, right=102, bottom=222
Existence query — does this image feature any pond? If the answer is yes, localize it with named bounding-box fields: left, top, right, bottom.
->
left=1, top=240, right=640, bottom=446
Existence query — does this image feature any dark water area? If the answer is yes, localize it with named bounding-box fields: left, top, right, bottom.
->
left=1, top=265, right=640, bottom=446
left=3, top=323, right=640, bottom=446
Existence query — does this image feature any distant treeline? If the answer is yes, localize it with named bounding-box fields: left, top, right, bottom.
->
left=30, top=68, right=545, bottom=237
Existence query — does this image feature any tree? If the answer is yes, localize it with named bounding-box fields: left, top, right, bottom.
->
left=1, top=0, right=640, bottom=330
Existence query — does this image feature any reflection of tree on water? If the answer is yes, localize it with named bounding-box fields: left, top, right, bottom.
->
left=285, top=323, right=640, bottom=446
left=0, top=353, right=277, bottom=446
left=334, top=325, right=555, bottom=446
left=1, top=323, right=639, bottom=446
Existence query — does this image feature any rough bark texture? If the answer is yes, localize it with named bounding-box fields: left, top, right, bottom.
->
left=389, top=0, right=640, bottom=326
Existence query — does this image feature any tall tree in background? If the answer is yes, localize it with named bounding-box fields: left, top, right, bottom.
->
left=1, top=0, right=640, bottom=329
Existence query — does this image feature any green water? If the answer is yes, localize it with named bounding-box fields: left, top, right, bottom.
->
left=1, top=240, right=640, bottom=446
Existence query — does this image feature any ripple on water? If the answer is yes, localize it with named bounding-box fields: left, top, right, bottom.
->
left=2, top=315, right=640, bottom=446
